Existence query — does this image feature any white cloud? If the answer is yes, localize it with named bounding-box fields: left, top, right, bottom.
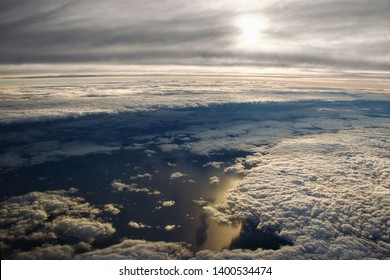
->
left=1, top=79, right=388, bottom=125
left=77, top=239, right=192, bottom=260
left=0, top=140, right=119, bottom=169
left=12, top=244, right=75, bottom=260
left=128, top=221, right=150, bottom=229
left=111, top=180, right=160, bottom=195
left=192, top=198, right=208, bottom=206
left=170, top=172, right=186, bottom=180
left=209, top=176, right=220, bottom=185
left=164, top=225, right=176, bottom=231
left=161, top=200, right=175, bottom=207
left=202, top=128, right=390, bottom=259
left=160, top=144, right=181, bottom=153
left=203, top=161, right=224, bottom=169
left=0, top=189, right=116, bottom=258
left=144, top=149, right=156, bottom=158
left=103, top=204, right=121, bottom=215
left=1, top=79, right=389, bottom=260
left=53, top=218, right=116, bottom=243
left=130, top=173, right=153, bottom=180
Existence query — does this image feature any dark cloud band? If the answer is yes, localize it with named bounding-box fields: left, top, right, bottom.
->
left=0, top=0, right=389, bottom=71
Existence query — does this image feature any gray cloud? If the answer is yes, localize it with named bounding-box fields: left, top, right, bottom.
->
left=0, top=189, right=116, bottom=259
left=170, top=172, right=187, bottom=180
left=77, top=239, right=192, bottom=260
left=111, top=180, right=161, bottom=195
left=103, top=204, right=121, bottom=215
left=0, top=0, right=389, bottom=71
left=202, top=128, right=390, bottom=259
left=1, top=83, right=389, bottom=259
left=12, top=244, right=75, bottom=260
left=0, top=140, right=120, bottom=168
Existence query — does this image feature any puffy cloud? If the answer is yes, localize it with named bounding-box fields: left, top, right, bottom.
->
left=209, top=176, right=220, bottom=185
left=76, top=242, right=93, bottom=253
left=0, top=189, right=103, bottom=242
left=144, top=149, right=156, bottom=158
left=128, top=221, right=151, bottom=229
left=103, top=204, right=121, bottom=215
left=192, top=198, right=209, bottom=206
left=0, top=189, right=116, bottom=258
left=170, top=172, right=186, bottom=180
left=164, top=225, right=176, bottom=231
left=154, top=200, right=176, bottom=211
left=111, top=180, right=160, bottom=195
left=0, top=78, right=389, bottom=261
left=1, top=78, right=388, bottom=125
left=161, top=200, right=176, bottom=207
left=77, top=239, right=192, bottom=260
left=53, top=218, right=115, bottom=242
left=203, top=161, right=224, bottom=169
left=130, top=173, right=153, bottom=180
left=12, top=244, right=75, bottom=260
left=202, top=128, right=390, bottom=259
left=160, top=144, right=181, bottom=153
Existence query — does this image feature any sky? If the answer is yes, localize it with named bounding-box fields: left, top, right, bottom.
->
left=1, top=0, right=390, bottom=75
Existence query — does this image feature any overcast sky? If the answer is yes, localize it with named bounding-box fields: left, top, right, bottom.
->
left=0, top=0, right=389, bottom=73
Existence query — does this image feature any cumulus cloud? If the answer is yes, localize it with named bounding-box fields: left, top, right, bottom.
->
left=0, top=189, right=116, bottom=258
left=1, top=77, right=389, bottom=261
left=53, top=218, right=115, bottom=242
left=12, top=244, right=75, bottom=260
left=209, top=176, right=220, bottom=185
left=1, top=78, right=389, bottom=125
left=160, top=144, right=181, bottom=153
left=202, top=129, right=390, bottom=259
left=103, top=204, right=121, bottom=215
left=144, top=149, right=156, bottom=158
left=130, top=173, right=153, bottom=180
left=192, top=198, right=209, bottom=206
left=203, top=162, right=224, bottom=169
left=170, top=172, right=186, bottom=180
left=111, top=180, right=160, bottom=195
left=77, top=239, right=192, bottom=260
left=164, top=225, right=176, bottom=231
left=161, top=200, right=176, bottom=207
left=154, top=200, right=176, bottom=211
left=11, top=238, right=193, bottom=260
left=128, top=221, right=151, bottom=229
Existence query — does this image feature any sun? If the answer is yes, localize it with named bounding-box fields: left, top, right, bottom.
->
left=235, top=15, right=266, bottom=49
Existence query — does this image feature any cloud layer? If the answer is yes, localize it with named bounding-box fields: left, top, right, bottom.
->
left=0, top=189, right=116, bottom=258
left=0, top=78, right=389, bottom=259
left=201, top=129, right=390, bottom=259
left=0, top=0, right=389, bottom=71
left=1, top=78, right=389, bottom=125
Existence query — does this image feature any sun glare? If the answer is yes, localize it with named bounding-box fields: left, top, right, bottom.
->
left=236, top=15, right=266, bottom=49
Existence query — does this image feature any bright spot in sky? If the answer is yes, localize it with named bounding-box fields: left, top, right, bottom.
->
left=235, top=15, right=266, bottom=49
